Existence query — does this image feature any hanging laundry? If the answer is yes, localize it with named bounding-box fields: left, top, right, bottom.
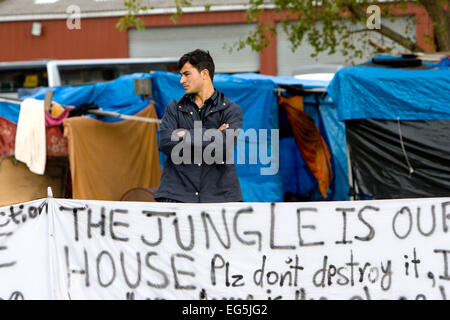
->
left=0, top=116, right=17, bottom=156
left=279, top=95, right=332, bottom=199
left=45, top=102, right=73, bottom=126
left=0, top=115, right=68, bottom=158
left=50, top=102, right=66, bottom=117
left=15, top=98, right=46, bottom=175
left=68, top=102, right=99, bottom=118
left=45, top=126, right=68, bottom=156
left=63, top=103, right=161, bottom=201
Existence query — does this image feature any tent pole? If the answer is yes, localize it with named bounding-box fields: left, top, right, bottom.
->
left=87, top=109, right=161, bottom=124
left=0, top=94, right=161, bottom=124
left=346, top=138, right=356, bottom=201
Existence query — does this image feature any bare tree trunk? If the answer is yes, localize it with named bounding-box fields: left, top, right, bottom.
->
left=418, top=0, right=450, bottom=51
left=347, top=4, right=426, bottom=52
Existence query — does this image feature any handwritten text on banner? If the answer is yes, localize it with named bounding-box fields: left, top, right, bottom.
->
left=0, top=198, right=449, bottom=300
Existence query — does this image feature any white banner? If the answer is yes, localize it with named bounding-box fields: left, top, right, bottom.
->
left=1, top=197, right=450, bottom=300
left=0, top=199, right=51, bottom=300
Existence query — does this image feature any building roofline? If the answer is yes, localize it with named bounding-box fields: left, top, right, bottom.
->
left=0, top=4, right=275, bottom=22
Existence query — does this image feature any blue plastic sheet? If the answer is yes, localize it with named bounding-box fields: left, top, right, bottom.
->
left=0, top=100, right=21, bottom=123
left=279, top=137, right=316, bottom=198
left=312, top=94, right=349, bottom=201
left=279, top=93, right=349, bottom=201
left=328, top=65, right=450, bottom=121
left=233, top=72, right=331, bottom=88
left=436, top=58, right=450, bottom=68
left=4, top=73, right=153, bottom=123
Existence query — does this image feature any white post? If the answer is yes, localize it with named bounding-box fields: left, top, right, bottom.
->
left=47, top=186, right=54, bottom=198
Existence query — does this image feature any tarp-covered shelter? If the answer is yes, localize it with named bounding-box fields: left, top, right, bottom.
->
left=0, top=70, right=350, bottom=204
left=0, top=74, right=161, bottom=205
left=151, top=71, right=349, bottom=202
left=328, top=56, right=450, bottom=199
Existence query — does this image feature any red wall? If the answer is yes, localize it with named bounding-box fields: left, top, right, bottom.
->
left=0, top=17, right=128, bottom=61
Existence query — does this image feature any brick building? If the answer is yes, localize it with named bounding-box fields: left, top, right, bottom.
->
left=0, top=0, right=435, bottom=75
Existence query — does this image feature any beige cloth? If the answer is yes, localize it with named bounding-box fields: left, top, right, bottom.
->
left=63, top=105, right=161, bottom=200
left=15, top=98, right=46, bottom=175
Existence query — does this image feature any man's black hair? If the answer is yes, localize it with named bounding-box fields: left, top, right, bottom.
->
left=178, top=49, right=215, bottom=81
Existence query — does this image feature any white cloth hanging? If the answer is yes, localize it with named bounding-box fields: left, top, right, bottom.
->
left=15, top=98, right=46, bottom=175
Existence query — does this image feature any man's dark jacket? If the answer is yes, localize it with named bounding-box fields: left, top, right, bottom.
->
left=155, top=90, right=243, bottom=202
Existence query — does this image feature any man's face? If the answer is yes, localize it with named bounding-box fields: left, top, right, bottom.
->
left=179, top=62, right=209, bottom=94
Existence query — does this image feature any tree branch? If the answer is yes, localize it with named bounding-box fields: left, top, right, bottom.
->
left=347, top=3, right=425, bottom=52
left=368, top=38, right=391, bottom=53
left=417, top=0, right=450, bottom=51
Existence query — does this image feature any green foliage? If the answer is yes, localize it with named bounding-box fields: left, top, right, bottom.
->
left=117, top=0, right=147, bottom=31
left=224, top=23, right=271, bottom=53
left=117, top=0, right=192, bottom=28
left=243, top=0, right=422, bottom=62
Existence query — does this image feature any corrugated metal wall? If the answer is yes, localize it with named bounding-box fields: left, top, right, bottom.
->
left=129, top=24, right=260, bottom=73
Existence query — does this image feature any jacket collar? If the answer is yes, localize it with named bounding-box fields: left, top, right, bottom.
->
left=184, top=90, right=218, bottom=107
left=178, top=90, right=229, bottom=114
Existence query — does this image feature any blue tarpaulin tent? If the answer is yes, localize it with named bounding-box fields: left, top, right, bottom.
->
left=328, top=64, right=450, bottom=121
left=327, top=59, right=450, bottom=199
left=231, top=73, right=349, bottom=201
left=1, top=73, right=153, bottom=123
left=152, top=71, right=349, bottom=201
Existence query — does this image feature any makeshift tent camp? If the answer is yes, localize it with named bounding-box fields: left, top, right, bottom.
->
left=328, top=56, right=450, bottom=199
left=0, top=70, right=351, bottom=203
left=151, top=71, right=349, bottom=202
left=0, top=74, right=161, bottom=204
left=230, top=73, right=349, bottom=201
left=0, top=101, right=69, bottom=205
